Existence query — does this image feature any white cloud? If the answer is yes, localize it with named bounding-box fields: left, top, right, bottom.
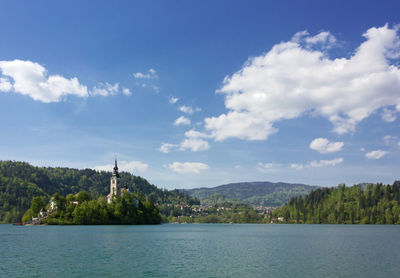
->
left=305, top=31, right=337, bottom=48
left=365, top=150, right=388, bottom=160
left=167, top=162, right=209, bottom=174
left=310, top=158, right=344, bottom=167
left=256, top=162, right=282, bottom=173
left=383, top=135, right=397, bottom=145
left=133, top=68, right=157, bottom=79
left=169, top=96, right=179, bottom=104
left=122, top=87, right=132, bottom=96
left=179, top=138, right=210, bottom=152
left=91, top=82, right=119, bottom=96
left=180, top=129, right=210, bottom=151
left=291, top=158, right=343, bottom=170
left=309, top=138, right=344, bottom=153
left=160, top=129, right=210, bottom=153
left=398, top=141, right=400, bottom=148
left=159, top=143, right=177, bottom=154
left=174, top=116, right=191, bottom=126
left=132, top=69, right=159, bottom=93
left=381, top=107, right=397, bottom=122
left=94, top=160, right=148, bottom=173
left=0, top=59, right=88, bottom=102
left=184, top=129, right=210, bottom=138
left=0, top=77, right=12, bottom=92
left=0, top=59, right=130, bottom=102
left=205, top=25, right=400, bottom=141
left=290, top=163, right=305, bottom=170
left=179, top=105, right=201, bottom=114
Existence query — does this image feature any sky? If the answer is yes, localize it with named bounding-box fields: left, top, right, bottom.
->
left=1, top=0, right=400, bottom=189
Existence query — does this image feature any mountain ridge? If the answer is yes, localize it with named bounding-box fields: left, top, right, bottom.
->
left=182, top=181, right=317, bottom=207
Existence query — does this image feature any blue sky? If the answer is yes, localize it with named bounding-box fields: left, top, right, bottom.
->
left=1, top=0, right=400, bottom=189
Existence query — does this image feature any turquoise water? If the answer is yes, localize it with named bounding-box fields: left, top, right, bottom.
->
left=1, top=224, right=399, bottom=277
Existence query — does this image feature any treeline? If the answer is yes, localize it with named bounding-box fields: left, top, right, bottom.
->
left=0, top=160, right=199, bottom=223
left=273, top=181, right=400, bottom=224
left=23, top=191, right=161, bottom=225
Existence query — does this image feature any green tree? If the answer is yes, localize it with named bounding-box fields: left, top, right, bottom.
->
left=31, top=196, right=47, bottom=215
left=76, top=190, right=91, bottom=203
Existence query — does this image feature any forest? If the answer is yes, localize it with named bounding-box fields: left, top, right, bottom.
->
left=0, top=160, right=198, bottom=223
left=273, top=181, right=400, bottom=224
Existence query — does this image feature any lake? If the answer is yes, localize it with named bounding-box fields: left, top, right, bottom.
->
left=1, top=224, right=399, bottom=277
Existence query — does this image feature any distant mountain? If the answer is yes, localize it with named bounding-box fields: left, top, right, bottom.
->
left=182, top=182, right=317, bottom=207
left=0, top=160, right=198, bottom=223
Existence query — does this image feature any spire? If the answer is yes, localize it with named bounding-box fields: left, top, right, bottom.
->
left=114, top=156, right=118, bottom=171
left=113, top=156, right=119, bottom=177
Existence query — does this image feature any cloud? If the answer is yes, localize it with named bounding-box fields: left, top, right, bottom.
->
left=174, top=116, right=191, bottom=126
left=184, top=129, right=210, bottom=138
left=365, top=150, right=388, bottom=160
left=167, top=162, right=209, bottom=174
left=0, top=59, right=88, bottom=102
left=383, top=135, right=397, bottom=145
left=205, top=25, right=400, bottom=141
left=133, top=68, right=159, bottom=93
left=291, top=158, right=343, bottom=170
left=122, top=88, right=132, bottom=96
left=0, top=59, right=130, bottom=102
left=0, top=77, right=12, bottom=92
left=179, top=138, right=210, bottom=152
left=169, top=96, right=179, bottom=104
left=180, top=129, right=210, bottom=151
left=305, top=31, right=337, bottom=48
left=159, top=129, right=210, bottom=153
left=381, top=107, right=397, bottom=122
left=94, top=160, right=148, bottom=173
left=309, top=138, right=344, bottom=153
left=159, top=143, right=178, bottom=154
left=133, top=68, right=157, bottom=79
left=91, top=82, right=119, bottom=96
left=179, top=105, right=201, bottom=114
left=256, top=162, right=282, bottom=173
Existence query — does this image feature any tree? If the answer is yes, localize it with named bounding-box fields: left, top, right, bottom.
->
left=31, top=196, right=47, bottom=215
left=52, top=193, right=66, bottom=211
left=76, top=190, right=91, bottom=203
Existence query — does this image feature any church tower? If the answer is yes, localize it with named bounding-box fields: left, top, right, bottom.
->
left=107, top=158, right=120, bottom=203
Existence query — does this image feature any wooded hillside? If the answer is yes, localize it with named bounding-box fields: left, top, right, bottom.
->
left=0, top=160, right=198, bottom=223
left=273, top=182, right=400, bottom=224
left=183, top=181, right=316, bottom=207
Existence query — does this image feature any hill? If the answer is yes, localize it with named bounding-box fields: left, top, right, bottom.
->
left=0, top=160, right=198, bottom=223
left=182, top=182, right=316, bottom=207
left=273, top=182, right=400, bottom=224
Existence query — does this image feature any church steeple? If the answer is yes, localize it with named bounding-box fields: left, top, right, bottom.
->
left=107, top=157, right=120, bottom=203
left=113, top=157, right=120, bottom=178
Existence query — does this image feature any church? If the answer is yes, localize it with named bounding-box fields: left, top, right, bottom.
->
left=107, top=159, right=129, bottom=203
